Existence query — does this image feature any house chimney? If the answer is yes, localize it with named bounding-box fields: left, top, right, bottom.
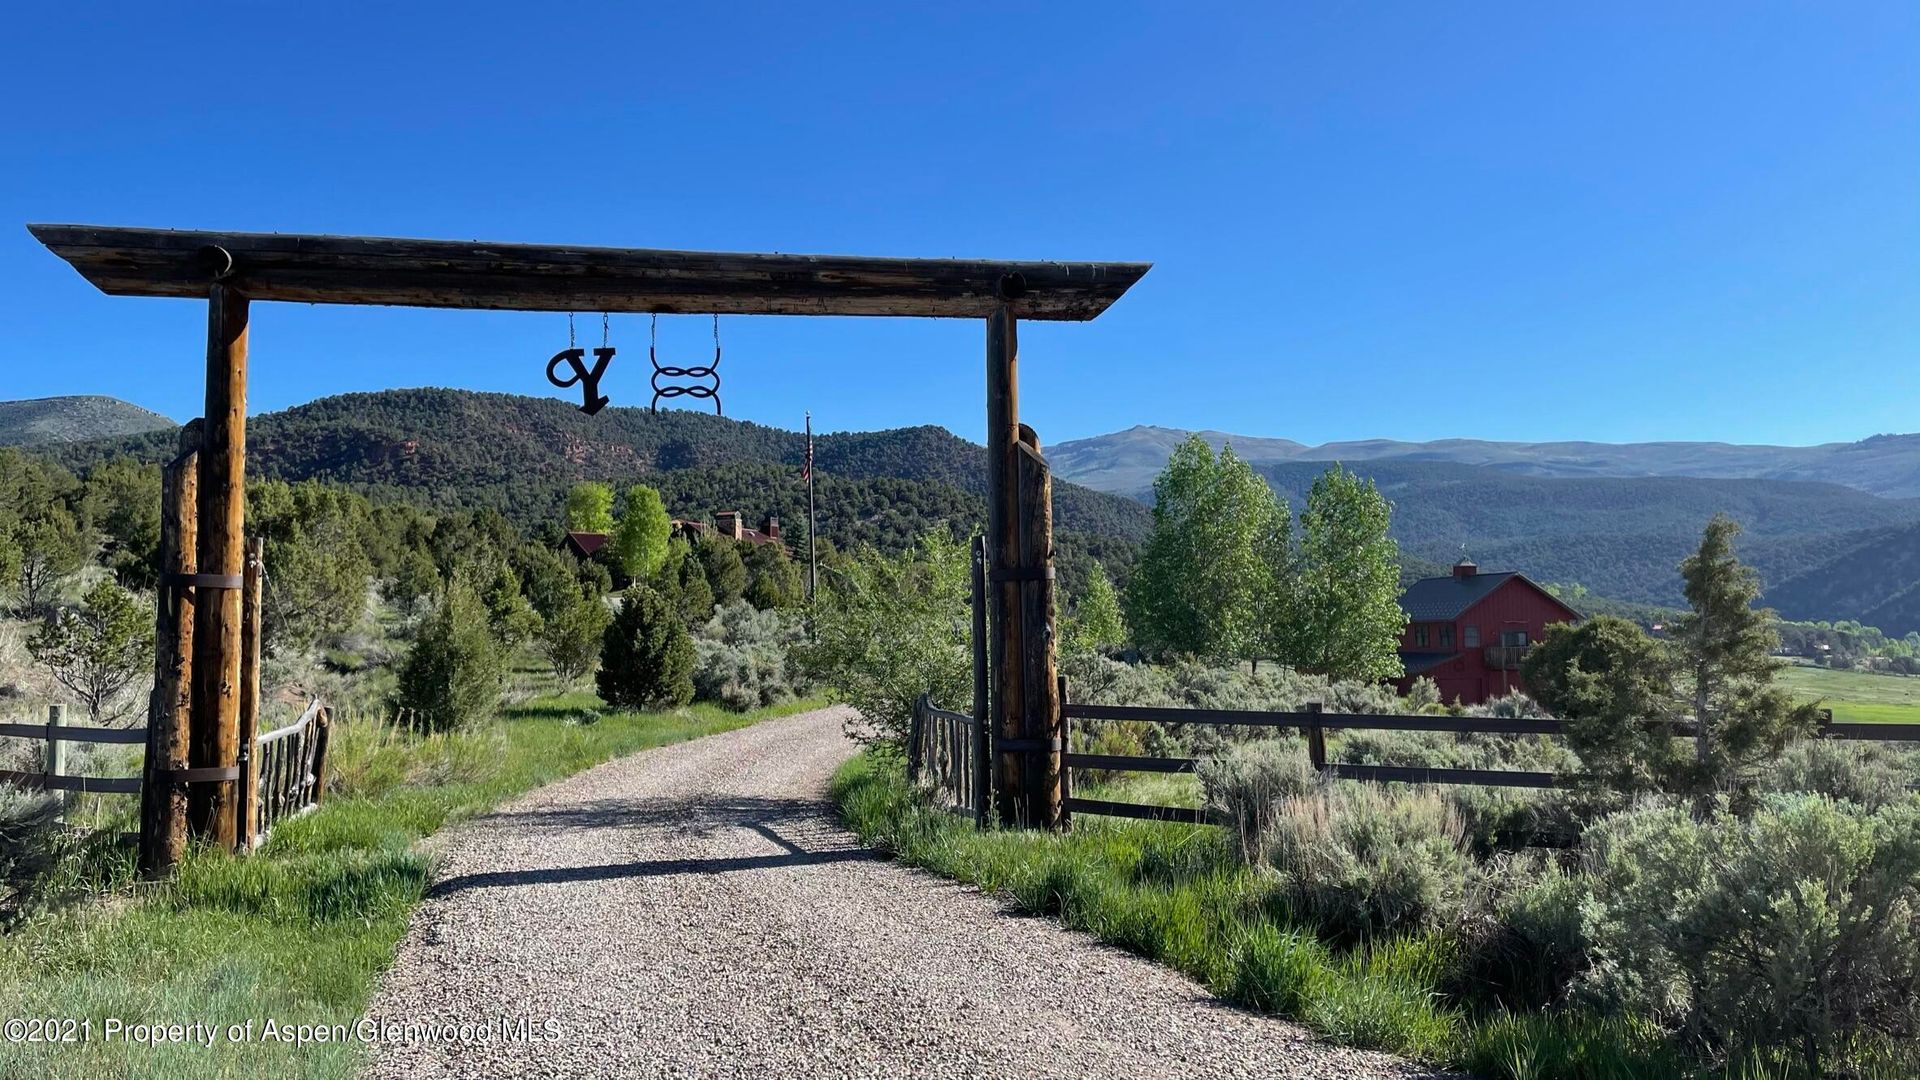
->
left=715, top=511, right=743, bottom=540
left=763, top=514, right=780, bottom=540
left=1453, top=559, right=1478, bottom=579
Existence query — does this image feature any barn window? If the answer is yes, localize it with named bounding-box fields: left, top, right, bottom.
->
left=1502, top=629, right=1529, bottom=647
left=1440, top=625, right=1455, bottom=648
left=1464, top=625, right=1480, bottom=647
left=1415, top=625, right=1429, bottom=647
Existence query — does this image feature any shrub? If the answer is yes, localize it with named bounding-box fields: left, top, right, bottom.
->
left=692, top=602, right=808, bottom=711
left=0, top=785, right=70, bottom=925
left=596, top=585, right=694, bottom=711
left=1454, top=852, right=1590, bottom=1010
left=390, top=579, right=506, bottom=732
left=1762, top=739, right=1916, bottom=810
left=1578, top=794, right=1920, bottom=1073
left=792, top=532, right=969, bottom=748
left=1264, top=783, right=1471, bottom=941
left=1197, top=739, right=1318, bottom=863
left=543, top=594, right=612, bottom=685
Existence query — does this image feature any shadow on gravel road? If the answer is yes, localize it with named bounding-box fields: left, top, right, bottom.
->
left=426, top=794, right=877, bottom=898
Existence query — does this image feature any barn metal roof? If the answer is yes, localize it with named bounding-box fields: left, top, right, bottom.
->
left=1399, top=571, right=1525, bottom=621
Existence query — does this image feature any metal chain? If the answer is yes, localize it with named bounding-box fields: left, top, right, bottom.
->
left=567, top=312, right=575, bottom=350
left=602, top=312, right=610, bottom=350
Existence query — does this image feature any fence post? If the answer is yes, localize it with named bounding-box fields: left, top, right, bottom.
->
left=310, top=707, right=332, bottom=807
left=236, top=536, right=263, bottom=849
left=1305, top=700, right=1327, bottom=775
left=907, top=693, right=926, bottom=785
left=45, top=703, right=68, bottom=818
left=971, top=535, right=990, bottom=829
left=1057, top=674, right=1072, bottom=828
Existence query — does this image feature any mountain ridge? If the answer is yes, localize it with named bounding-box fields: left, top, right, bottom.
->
left=1053, top=424, right=1920, bottom=500
left=0, top=395, right=175, bottom=447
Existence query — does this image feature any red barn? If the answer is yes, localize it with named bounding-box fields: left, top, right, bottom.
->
left=1393, top=560, right=1581, bottom=705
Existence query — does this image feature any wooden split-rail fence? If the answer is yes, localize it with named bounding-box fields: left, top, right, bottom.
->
left=908, top=677, right=1920, bottom=827
left=0, top=697, right=331, bottom=843
left=1062, top=698, right=1920, bottom=825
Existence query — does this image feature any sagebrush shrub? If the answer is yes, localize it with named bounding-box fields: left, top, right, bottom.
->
left=1264, top=783, right=1471, bottom=941
left=1197, top=739, right=1318, bottom=863
left=0, top=785, right=71, bottom=925
left=1578, top=794, right=1920, bottom=1072
left=1762, top=739, right=1916, bottom=810
left=691, top=601, right=808, bottom=711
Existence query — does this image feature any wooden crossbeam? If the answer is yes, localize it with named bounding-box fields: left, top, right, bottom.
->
left=27, top=225, right=1152, bottom=320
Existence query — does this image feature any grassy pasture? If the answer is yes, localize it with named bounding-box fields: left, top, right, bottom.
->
left=1777, top=663, right=1920, bottom=725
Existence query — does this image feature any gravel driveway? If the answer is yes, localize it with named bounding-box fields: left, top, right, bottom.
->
left=361, top=706, right=1449, bottom=1079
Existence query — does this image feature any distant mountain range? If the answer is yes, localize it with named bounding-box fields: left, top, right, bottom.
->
left=0, top=395, right=174, bottom=446
left=20, top=397, right=1920, bottom=633
left=1052, top=425, right=1920, bottom=500
left=1053, top=425, right=1920, bottom=632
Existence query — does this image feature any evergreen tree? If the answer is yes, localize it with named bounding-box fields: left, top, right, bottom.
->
left=383, top=548, right=441, bottom=617
left=14, top=509, right=89, bottom=616
left=480, top=561, right=543, bottom=648
left=652, top=539, right=716, bottom=626
left=743, top=542, right=804, bottom=610
left=564, top=481, right=615, bottom=534
left=79, top=457, right=162, bottom=590
left=610, top=484, right=672, bottom=581
left=544, top=593, right=612, bottom=685
left=1673, top=514, right=1821, bottom=799
left=597, top=585, right=695, bottom=711
left=512, top=541, right=584, bottom=622
left=250, top=479, right=374, bottom=657
left=1523, top=615, right=1684, bottom=794
left=697, top=534, right=749, bottom=605
left=27, top=580, right=153, bottom=724
left=1289, top=466, right=1406, bottom=681
left=392, top=578, right=507, bottom=731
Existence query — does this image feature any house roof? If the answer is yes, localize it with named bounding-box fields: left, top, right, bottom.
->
left=1399, top=567, right=1583, bottom=625
left=563, top=531, right=608, bottom=557
left=1398, top=651, right=1460, bottom=676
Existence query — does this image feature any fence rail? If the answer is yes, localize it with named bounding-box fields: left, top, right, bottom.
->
left=1063, top=696, right=1920, bottom=824
left=907, top=694, right=988, bottom=825
left=0, top=704, right=145, bottom=797
left=248, top=699, right=331, bottom=844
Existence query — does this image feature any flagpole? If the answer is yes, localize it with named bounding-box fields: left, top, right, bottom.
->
left=805, top=411, right=818, bottom=605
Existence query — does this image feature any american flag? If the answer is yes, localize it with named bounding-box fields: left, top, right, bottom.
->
left=802, top=412, right=813, bottom=481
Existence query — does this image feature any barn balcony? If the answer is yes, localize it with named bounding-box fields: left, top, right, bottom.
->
left=1483, top=645, right=1531, bottom=671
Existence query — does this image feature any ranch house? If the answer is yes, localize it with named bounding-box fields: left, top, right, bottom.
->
left=1393, top=560, right=1582, bottom=705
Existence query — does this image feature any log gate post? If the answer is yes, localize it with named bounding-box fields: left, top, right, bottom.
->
left=140, top=423, right=200, bottom=878
left=985, top=297, right=1065, bottom=829
left=187, top=283, right=248, bottom=850
left=237, top=535, right=264, bottom=848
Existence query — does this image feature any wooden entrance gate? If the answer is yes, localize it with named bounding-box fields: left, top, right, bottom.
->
left=29, top=224, right=1150, bottom=872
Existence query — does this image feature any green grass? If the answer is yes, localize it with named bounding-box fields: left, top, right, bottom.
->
left=1777, top=664, right=1920, bottom=724
left=0, top=691, right=823, bottom=1080
left=834, top=751, right=1915, bottom=1080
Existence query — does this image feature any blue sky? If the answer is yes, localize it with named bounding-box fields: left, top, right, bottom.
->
left=2, top=4, right=1914, bottom=447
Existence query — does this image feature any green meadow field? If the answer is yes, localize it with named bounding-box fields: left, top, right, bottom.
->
left=1777, top=663, right=1920, bottom=725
